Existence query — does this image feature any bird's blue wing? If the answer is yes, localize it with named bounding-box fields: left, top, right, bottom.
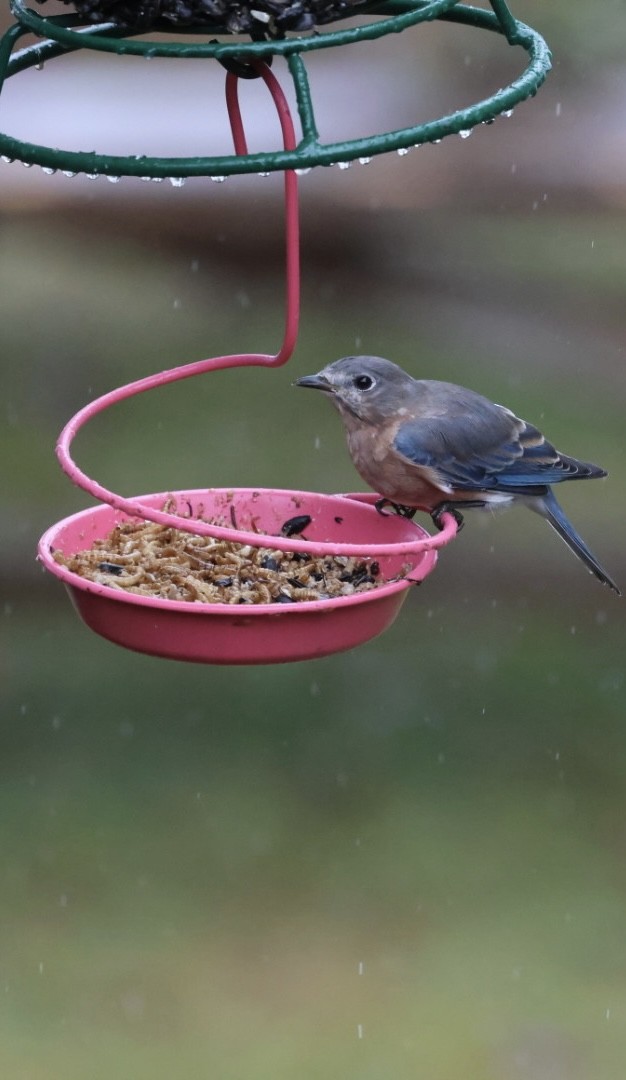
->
left=393, top=415, right=601, bottom=493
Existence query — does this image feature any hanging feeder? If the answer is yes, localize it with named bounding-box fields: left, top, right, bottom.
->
left=1, top=0, right=551, bottom=175
left=3, top=1, right=551, bottom=663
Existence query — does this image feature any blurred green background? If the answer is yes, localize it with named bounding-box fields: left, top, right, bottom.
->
left=1, top=3, right=625, bottom=1078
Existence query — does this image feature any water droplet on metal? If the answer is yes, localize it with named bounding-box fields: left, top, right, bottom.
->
left=357, top=156, right=371, bottom=165
left=503, top=109, right=513, bottom=118
left=295, top=167, right=311, bottom=176
left=22, top=161, right=33, bottom=168
left=459, top=128, right=472, bottom=139
left=42, top=166, right=57, bottom=175
left=105, top=174, right=120, bottom=183
left=1, top=155, right=14, bottom=164
left=210, top=175, right=226, bottom=183
left=337, top=161, right=351, bottom=170
left=169, top=176, right=185, bottom=187
left=396, top=147, right=411, bottom=156
left=257, top=171, right=270, bottom=177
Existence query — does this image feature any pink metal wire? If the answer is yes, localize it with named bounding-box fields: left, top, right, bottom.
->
left=54, top=63, right=457, bottom=558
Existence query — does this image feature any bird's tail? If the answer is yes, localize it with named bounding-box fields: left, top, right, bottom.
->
left=529, top=489, right=620, bottom=595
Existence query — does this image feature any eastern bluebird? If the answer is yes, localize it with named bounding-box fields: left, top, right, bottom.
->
left=296, top=355, right=620, bottom=594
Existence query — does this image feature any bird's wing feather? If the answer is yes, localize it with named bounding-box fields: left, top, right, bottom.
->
left=393, top=409, right=601, bottom=494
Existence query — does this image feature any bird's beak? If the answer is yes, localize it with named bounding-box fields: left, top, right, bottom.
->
left=294, top=373, right=334, bottom=393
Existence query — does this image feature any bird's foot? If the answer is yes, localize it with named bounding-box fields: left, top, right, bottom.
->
left=375, top=498, right=418, bottom=520
left=431, top=502, right=466, bottom=532
left=429, top=496, right=490, bottom=531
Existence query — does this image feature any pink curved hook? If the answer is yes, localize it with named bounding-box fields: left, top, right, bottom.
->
left=54, top=63, right=458, bottom=559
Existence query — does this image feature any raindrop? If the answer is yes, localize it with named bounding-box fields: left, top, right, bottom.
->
left=1, top=155, right=14, bottom=164
left=257, top=171, right=270, bottom=177
left=169, top=176, right=185, bottom=187
left=459, top=128, right=472, bottom=139
left=85, top=172, right=99, bottom=180
left=357, top=1024, right=364, bottom=1039
left=191, top=259, right=200, bottom=272
left=337, top=161, right=351, bottom=170
left=150, top=177, right=164, bottom=183
left=358, top=962, right=364, bottom=975
left=503, top=109, right=514, bottom=118
left=357, top=157, right=371, bottom=166
left=22, top=161, right=33, bottom=168
left=42, top=167, right=57, bottom=175
left=105, top=174, right=120, bottom=183
left=432, top=139, right=442, bottom=145
left=314, top=436, right=321, bottom=450
left=35, top=62, right=44, bottom=71
left=295, top=167, right=311, bottom=176
left=210, top=175, right=226, bottom=183
left=173, top=299, right=182, bottom=310
left=510, top=163, right=517, bottom=174
left=555, top=102, right=562, bottom=117
left=396, top=146, right=411, bottom=156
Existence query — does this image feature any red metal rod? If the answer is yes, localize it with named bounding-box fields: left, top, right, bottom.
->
left=54, top=64, right=458, bottom=556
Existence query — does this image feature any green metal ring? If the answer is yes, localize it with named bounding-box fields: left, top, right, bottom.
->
left=0, top=0, right=551, bottom=177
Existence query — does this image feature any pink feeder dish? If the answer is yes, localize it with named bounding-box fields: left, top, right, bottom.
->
left=38, top=488, right=451, bottom=665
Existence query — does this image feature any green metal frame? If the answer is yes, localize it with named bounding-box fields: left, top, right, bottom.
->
left=0, top=0, right=551, bottom=177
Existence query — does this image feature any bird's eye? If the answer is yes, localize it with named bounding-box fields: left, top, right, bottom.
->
left=353, top=374, right=375, bottom=392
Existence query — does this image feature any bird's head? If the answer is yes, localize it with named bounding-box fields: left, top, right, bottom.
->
left=295, top=355, right=417, bottom=423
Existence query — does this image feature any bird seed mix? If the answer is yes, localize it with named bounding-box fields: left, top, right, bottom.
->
left=54, top=513, right=388, bottom=605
